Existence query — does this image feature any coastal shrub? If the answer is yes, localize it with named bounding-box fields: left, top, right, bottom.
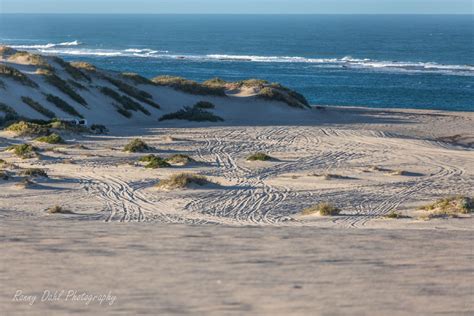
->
left=139, top=155, right=171, bottom=168
left=258, top=87, right=306, bottom=109
left=5, top=121, right=50, bottom=137
left=202, top=77, right=228, bottom=89
left=117, top=108, right=132, bottom=118
left=124, top=138, right=151, bottom=152
left=156, top=173, right=212, bottom=190
left=70, top=62, right=96, bottom=72
left=39, top=71, right=88, bottom=106
left=247, top=152, right=274, bottom=161
left=194, top=101, right=215, bottom=109
left=20, top=168, right=48, bottom=178
left=6, top=144, right=38, bottom=159
left=67, top=79, right=89, bottom=90
left=237, top=79, right=269, bottom=88
left=48, top=119, right=89, bottom=133
left=35, top=133, right=65, bottom=144
left=52, top=57, right=91, bottom=81
left=0, top=64, right=38, bottom=87
left=103, top=76, right=160, bottom=109
left=45, top=94, right=83, bottom=118
left=99, top=86, right=150, bottom=115
left=152, top=76, right=226, bottom=96
left=21, top=96, right=56, bottom=119
left=159, top=106, right=223, bottom=122
left=301, top=203, right=341, bottom=216
left=166, top=154, right=195, bottom=166
left=46, top=205, right=73, bottom=214
left=90, top=124, right=108, bottom=134
left=419, top=196, right=473, bottom=218
left=8, top=51, right=52, bottom=69
left=121, top=72, right=153, bottom=85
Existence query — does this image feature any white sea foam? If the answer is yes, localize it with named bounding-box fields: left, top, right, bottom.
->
left=5, top=42, right=473, bottom=76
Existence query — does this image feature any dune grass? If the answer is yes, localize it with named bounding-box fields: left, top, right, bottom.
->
left=52, top=57, right=91, bottom=82
left=152, top=76, right=226, bottom=96
left=418, top=196, right=473, bottom=219
left=6, top=144, right=38, bottom=159
left=246, top=152, right=274, bottom=161
left=21, top=96, right=56, bottom=119
left=35, top=133, right=64, bottom=144
left=124, top=139, right=151, bottom=153
left=156, top=173, right=213, bottom=190
left=0, top=102, right=19, bottom=124
left=121, top=72, right=153, bottom=85
left=70, top=62, right=96, bottom=72
left=139, top=155, right=171, bottom=169
left=258, top=87, right=309, bottom=109
left=20, top=168, right=48, bottom=178
left=193, top=101, right=215, bottom=109
left=0, top=64, right=38, bottom=88
left=159, top=106, right=223, bottom=122
left=8, top=51, right=52, bottom=69
left=166, top=154, right=195, bottom=166
left=45, top=94, right=83, bottom=118
left=39, top=70, right=88, bottom=106
left=100, top=86, right=151, bottom=116
left=5, top=121, right=50, bottom=137
left=301, top=203, right=341, bottom=216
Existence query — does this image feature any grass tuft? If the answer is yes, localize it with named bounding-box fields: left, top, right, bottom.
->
left=6, top=144, right=38, bottom=159
left=139, top=155, right=171, bottom=168
left=246, top=152, right=274, bottom=161
left=156, top=173, right=213, bottom=190
left=124, top=139, right=151, bottom=153
left=166, top=154, right=195, bottom=166
left=418, top=196, right=473, bottom=219
left=35, top=133, right=64, bottom=144
left=5, top=121, right=50, bottom=137
left=301, top=203, right=341, bottom=216
left=152, top=76, right=226, bottom=96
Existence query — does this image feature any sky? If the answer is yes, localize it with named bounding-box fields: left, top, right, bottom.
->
left=0, top=0, right=472, bottom=14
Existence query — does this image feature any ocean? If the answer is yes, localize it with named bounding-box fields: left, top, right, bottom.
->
left=0, top=14, right=472, bottom=111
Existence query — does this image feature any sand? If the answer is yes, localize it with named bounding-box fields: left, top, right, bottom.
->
left=0, top=106, right=473, bottom=314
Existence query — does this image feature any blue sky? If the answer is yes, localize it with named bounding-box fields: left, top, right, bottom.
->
left=0, top=0, right=472, bottom=14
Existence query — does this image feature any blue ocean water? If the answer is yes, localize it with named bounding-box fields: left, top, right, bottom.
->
left=0, top=14, right=473, bottom=111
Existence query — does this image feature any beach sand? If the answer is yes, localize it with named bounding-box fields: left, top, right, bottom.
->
left=0, top=106, right=473, bottom=314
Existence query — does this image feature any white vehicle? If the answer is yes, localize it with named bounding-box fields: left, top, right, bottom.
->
left=57, top=118, right=88, bottom=126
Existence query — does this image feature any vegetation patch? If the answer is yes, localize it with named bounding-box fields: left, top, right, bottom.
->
left=0, top=64, right=38, bottom=87
left=21, top=96, right=56, bottom=119
left=301, top=203, right=341, bottom=216
left=6, top=144, right=38, bottom=159
left=159, top=106, right=223, bottom=122
left=70, top=62, right=96, bottom=72
left=35, top=133, right=65, bottom=144
left=236, top=79, right=269, bottom=88
left=8, top=51, right=52, bottom=69
left=152, top=76, right=226, bottom=96
left=121, top=72, right=153, bottom=85
left=258, top=87, right=310, bottom=109
left=52, top=57, right=91, bottom=81
left=20, top=168, right=48, bottom=178
left=90, top=124, right=108, bottom=134
left=46, top=205, right=73, bottom=214
left=100, top=86, right=150, bottom=116
left=0, top=102, right=19, bottom=124
left=418, top=196, right=473, bottom=219
left=202, top=77, right=228, bottom=89
left=194, top=101, right=215, bottom=109
left=139, top=155, right=171, bottom=169
left=124, top=138, right=151, bottom=153
left=166, top=154, right=195, bottom=166
left=39, top=71, right=88, bottom=106
left=156, top=173, right=214, bottom=190
left=103, top=76, right=160, bottom=109
left=5, top=121, right=50, bottom=137
left=383, top=211, right=409, bottom=219
left=246, top=152, right=274, bottom=161
left=45, top=94, right=83, bottom=118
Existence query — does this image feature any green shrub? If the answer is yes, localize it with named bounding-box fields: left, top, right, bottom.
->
left=419, top=196, right=473, bottom=218
left=5, top=121, right=50, bottom=137
left=247, top=152, right=274, bottom=161
left=159, top=106, right=223, bottom=122
left=139, top=155, right=171, bottom=168
left=52, top=57, right=91, bottom=81
left=152, top=76, right=226, bottom=96
left=0, top=64, right=38, bottom=87
left=166, top=154, right=195, bottom=165
left=103, top=76, right=160, bottom=109
left=35, top=133, right=64, bottom=144
left=6, top=144, right=38, bottom=159
left=124, top=138, right=151, bottom=152
left=45, top=94, right=83, bottom=118
left=194, top=101, right=215, bottom=109
left=21, top=96, right=56, bottom=119
left=20, top=168, right=48, bottom=178
left=90, top=124, right=108, bottom=134
left=100, top=87, right=150, bottom=116
left=301, top=203, right=341, bottom=216
left=156, top=173, right=212, bottom=190
left=40, top=71, right=88, bottom=106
